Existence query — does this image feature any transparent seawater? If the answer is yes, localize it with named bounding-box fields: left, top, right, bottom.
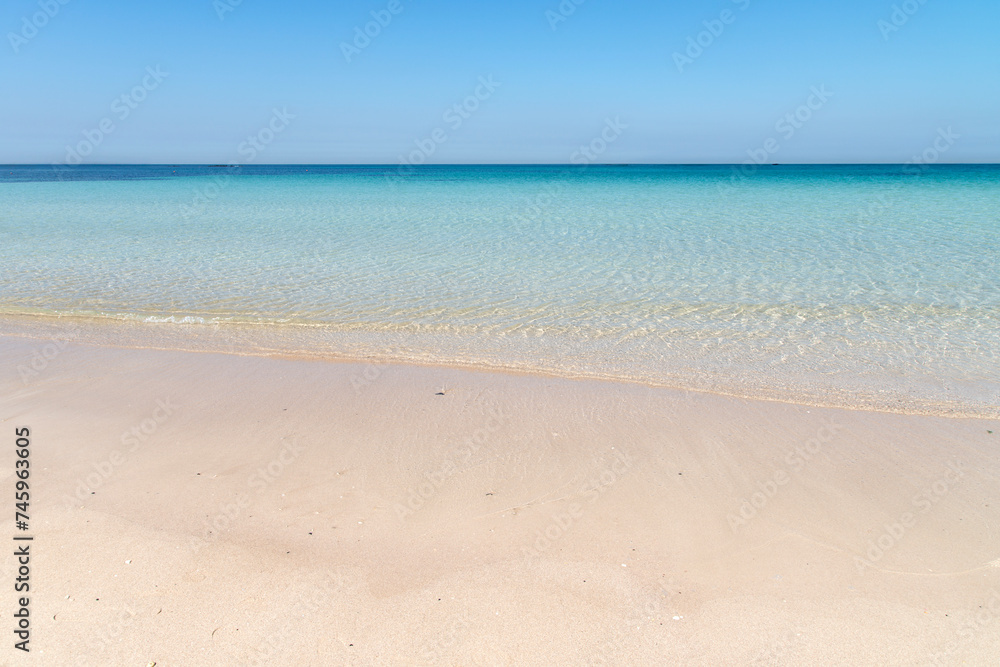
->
left=1, top=164, right=998, bottom=415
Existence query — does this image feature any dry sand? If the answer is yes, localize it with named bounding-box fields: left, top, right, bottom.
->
left=0, top=333, right=998, bottom=665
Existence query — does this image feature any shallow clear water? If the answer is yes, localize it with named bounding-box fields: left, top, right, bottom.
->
left=1, top=164, right=998, bottom=415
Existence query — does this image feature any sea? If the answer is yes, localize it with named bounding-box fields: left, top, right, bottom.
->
left=1, top=164, right=998, bottom=416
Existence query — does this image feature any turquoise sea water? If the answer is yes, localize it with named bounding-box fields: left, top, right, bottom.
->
left=1, top=164, right=998, bottom=415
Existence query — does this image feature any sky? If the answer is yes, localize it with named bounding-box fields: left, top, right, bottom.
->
left=1, top=0, right=997, bottom=164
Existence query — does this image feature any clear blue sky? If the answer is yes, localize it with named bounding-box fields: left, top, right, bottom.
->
left=1, top=0, right=997, bottom=164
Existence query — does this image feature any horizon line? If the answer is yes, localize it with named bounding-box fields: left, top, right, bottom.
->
left=3, top=162, right=999, bottom=167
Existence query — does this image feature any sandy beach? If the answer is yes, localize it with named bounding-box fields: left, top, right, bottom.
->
left=1, top=332, right=997, bottom=665
left=4, top=0, right=997, bottom=664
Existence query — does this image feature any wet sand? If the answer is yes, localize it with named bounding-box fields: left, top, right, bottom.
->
left=1, top=333, right=998, bottom=665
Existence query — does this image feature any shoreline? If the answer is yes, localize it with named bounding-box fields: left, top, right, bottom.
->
left=2, top=313, right=997, bottom=420
left=2, top=334, right=998, bottom=663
